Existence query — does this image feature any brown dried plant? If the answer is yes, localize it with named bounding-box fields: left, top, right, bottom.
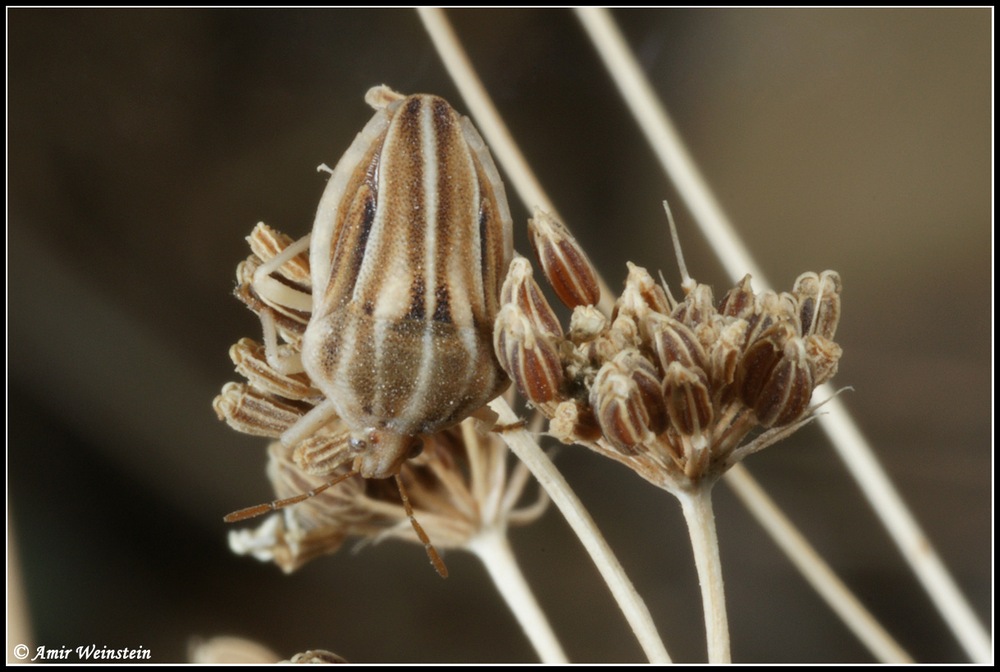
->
left=214, top=223, right=563, bottom=661
left=493, top=205, right=843, bottom=662
left=495, top=207, right=843, bottom=495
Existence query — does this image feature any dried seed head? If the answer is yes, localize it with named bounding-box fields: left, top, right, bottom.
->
left=492, top=205, right=844, bottom=491
left=528, top=208, right=601, bottom=308
left=229, top=420, right=546, bottom=574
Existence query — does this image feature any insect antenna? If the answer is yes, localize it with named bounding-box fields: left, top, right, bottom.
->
left=223, top=469, right=358, bottom=523
left=395, top=473, right=449, bottom=578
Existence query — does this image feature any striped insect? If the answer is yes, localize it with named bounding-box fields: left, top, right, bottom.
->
left=224, top=86, right=513, bottom=576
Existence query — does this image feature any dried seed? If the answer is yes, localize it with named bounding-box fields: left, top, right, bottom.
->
left=213, top=382, right=304, bottom=438
left=718, top=274, right=755, bottom=320
left=528, top=208, right=601, bottom=308
left=590, top=354, right=656, bottom=454
left=662, top=362, right=714, bottom=436
left=751, top=338, right=814, bottom=427
left=494, top=304, right=564, bottom=404
left=794, top=270, right=842, bottom=339
left=645, top=312, right=708, bottom=374
left=499, top=256, right=563, bottom=338
left=230, top=338, right=317, bottom=401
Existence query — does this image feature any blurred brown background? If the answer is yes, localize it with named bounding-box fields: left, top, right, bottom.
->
left=8, top=9, right=991, bottom=663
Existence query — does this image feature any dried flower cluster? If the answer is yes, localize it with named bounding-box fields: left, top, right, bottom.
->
left=189, top=636, right=347, bottom=664
left=215, top=223, right=543, bottom=573
left=494, top=209, right=843, bottom=494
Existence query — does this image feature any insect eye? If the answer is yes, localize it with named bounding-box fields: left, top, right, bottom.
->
left=349, top=436, right=368, bottom=453
left=407, top=438, right=424, bottom=459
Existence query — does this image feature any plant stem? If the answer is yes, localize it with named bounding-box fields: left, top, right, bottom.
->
left=577, top=8, right=990, bottom=661
left=724, top=464, right=912, bottom=663
left=677, top=486, right=731, bottom=664
left=468, top=526, right=569, bottom=664
left=489, top=397, right=672, bottom=663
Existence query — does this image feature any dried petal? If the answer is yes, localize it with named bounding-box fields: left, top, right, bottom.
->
left=213, top=382, right=305, bottom=437
left=528, top=208, right=601, bottom=308
left=568, top=304, right=608, bottom=344
left=616, top=262, right=671, bottom=320
left=662, top=362, right=714, bottom=436
left=804, top=334, right=842, bottom=386
left=549, top=399, right=603, bottom=444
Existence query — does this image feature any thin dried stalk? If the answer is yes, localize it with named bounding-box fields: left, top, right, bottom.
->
left=677, top=487, right=730, bottom=663
left=468, top=527, right=568, bottom=664
left=489, top=397, right=671, bottom=664
left=725, top=464, right=912, bottom=663
left=419, top=8, right=671, bottom=664
left=575, top=7, right=989, bottom=663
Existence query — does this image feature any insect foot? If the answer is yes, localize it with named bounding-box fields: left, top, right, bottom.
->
left=493, top=207, right=843, bottom=495
left=216, top=86, right=515, bottom=576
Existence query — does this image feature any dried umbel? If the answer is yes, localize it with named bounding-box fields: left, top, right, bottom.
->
left=217, top=223, right=542, bottom=574
left=495, top=207, right=843, bottom=494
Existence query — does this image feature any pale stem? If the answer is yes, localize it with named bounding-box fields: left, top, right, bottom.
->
left=468, top=526, right=569, bottom=664
left=576, top=7, right=990, bottom=662
left=676, top=486, right=730, bottom=664
left=724, top=464, right=912, bottom=663
left=489, top=397, right=672, bottom=663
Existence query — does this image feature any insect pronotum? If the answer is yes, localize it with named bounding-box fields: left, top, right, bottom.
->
left=226, top=86, right=514, bottom=577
